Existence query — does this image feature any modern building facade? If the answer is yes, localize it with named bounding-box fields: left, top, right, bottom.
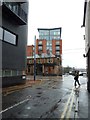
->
left=37, top=28, right=62, bottom=57
left=0, top=0, right=28, bottom=87
left=82, top=0, right=90, bottom=92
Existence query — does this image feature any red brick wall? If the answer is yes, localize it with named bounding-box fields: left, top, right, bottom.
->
left=36, top=39, right=47, bottom=54
left=36, top=39, right=62, bottom=55
left=27, top=45, right=34, bottom=57
left=52, top=40, right=56, bottom=55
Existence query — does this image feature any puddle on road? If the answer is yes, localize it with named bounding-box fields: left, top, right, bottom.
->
left=53, top=81, right=58, bottom=83
left=37, top=92, right=42, bottom=94
left=36, top=87, right=42, bottom=89
left=52, top=86, right=57, bottom=89
left=33, top=103, right=41, bottom=107
left=26, top=106, right=31, bottom=110
left=36, top=95, right=41, bottom=98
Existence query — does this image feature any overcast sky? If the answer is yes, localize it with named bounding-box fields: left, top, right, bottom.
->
left=27, top=0, right=86, bottom=68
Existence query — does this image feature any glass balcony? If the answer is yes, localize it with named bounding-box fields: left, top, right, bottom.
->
left=2, top=2, right=27, bottom=25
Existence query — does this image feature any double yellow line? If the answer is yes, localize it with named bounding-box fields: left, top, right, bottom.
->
left=60, top=87, right=75, bottom=119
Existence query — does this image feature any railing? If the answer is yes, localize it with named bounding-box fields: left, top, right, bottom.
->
left=3, top=2, right=27, bottom=23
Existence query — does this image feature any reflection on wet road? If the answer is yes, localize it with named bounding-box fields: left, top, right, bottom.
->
left=2, top=75, right=88, bottom=119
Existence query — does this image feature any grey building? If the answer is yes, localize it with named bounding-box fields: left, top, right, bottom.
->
left=0, top=0, right=28, bottom=87
left=82, top=0, right=90, bottom=92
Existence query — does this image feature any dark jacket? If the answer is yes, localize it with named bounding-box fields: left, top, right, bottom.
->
left=74, top=73, right=79, bottom=80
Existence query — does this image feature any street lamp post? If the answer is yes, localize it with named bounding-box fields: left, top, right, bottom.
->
left=34, top=35, right=36, bottom=81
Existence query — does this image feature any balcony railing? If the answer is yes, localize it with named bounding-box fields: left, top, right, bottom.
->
left=3, top=2, right=27, bottom=24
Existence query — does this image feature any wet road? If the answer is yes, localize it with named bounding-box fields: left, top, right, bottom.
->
left=1, top=75, right=88, bottom=119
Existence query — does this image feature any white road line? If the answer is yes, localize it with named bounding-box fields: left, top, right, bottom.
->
left=0, top=98, right=30, bottom=114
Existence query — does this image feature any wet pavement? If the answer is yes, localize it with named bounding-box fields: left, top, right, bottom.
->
left=1, top=75, right=90, bottom=119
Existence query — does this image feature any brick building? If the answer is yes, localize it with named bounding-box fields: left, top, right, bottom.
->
left=27, top=57, right=61, bottom=76
left=37, top=28, right=62, bottom=57
left=27, top=27, right=62, bottom=76
left=27, top=45, right=34, bottom=58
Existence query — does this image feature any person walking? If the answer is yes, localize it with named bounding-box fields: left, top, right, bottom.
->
left=74, top=71, right=81, bottom=88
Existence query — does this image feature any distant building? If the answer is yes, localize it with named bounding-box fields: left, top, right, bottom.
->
left=27, top=27, right=62, bottom=76
left=36, top=27, right=62, bottom=57
left=0, top=1, right=29, bottom=87
left=82, top=0, right=90, bottom=92
left=27, top=57, right=62, bottom=76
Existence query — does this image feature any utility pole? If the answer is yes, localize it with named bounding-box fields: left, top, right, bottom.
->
left=34, top=35, right=36, bottom=81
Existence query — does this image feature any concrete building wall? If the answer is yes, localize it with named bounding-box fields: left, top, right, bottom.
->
left=0, top=2, right=29, bottom=87
left=2, top=19, right=27, bottom=70
left=85, top=1, right=90, bottom=92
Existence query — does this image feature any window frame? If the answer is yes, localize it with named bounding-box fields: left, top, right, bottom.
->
left=0, top=26, right=18, bottom=46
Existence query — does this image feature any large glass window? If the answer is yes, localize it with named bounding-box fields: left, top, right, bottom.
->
left=4, top=30, right=16, bottom=45
left=50, top=47, right=52, bottom=51
left=56, top=46, right=60, bottom=50
left=4, top=2, right=19, bottom=15
left=4, top=70, right=11, bottom=77
left=38, top=46, right=42, bottom=50
left=56, top=41, right=60, bottom=45
left=0, top=27, right=3, bottom=40
left=47, top=46, right=49, bottom=49
left=2, top=70, right=23, bottom=77
left=12, top=70, right=17, bottom=76
left=38, top=41, right=42, bottom=45
left=0, top=27, right=17, bottom=45
left=56, top=51, right=60, bottom=55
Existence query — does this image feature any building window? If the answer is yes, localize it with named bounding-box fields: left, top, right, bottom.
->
left=5, top=70, right=11, bottom=77
left=38, top=46, right=42, bottom=50
left=57, top=36, right=60, bottom=39
left=38, top=41, right=42, bottom=45
left=0, top=27, right=3, bottom=40
left=56, top=46, right=60, bottom=49
left=12, top=70, right=17, bottom=76
left=56, top=51, right=60, bottom=55
left=56, top=41, right=60, bottom=45
left=2, top=70, right=24, bottom=77
left=4, top=30, right=17, bottom=45
left=0, top=27, right=17, bottom=45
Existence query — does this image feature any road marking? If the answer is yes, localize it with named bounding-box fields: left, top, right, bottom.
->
left=66, top=93, right=74, bottom=119
left=0, top=98, right=30, bottom=114
left=60, top=87, right=74, bottom=119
